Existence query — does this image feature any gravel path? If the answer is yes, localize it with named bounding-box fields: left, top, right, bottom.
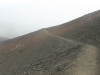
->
left=44, top=28, right=98, bottom=75
left=67, top=45, right=98, bottom=75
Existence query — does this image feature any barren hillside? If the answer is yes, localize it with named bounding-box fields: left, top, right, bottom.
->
left=0, top=10, right=100, bottom=75
left=47, top=10, right=100, bottom=45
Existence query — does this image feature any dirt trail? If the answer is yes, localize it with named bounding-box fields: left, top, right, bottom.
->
left=67, top=45, right=98, bottom=75
left=44, top=28, right=98, bottom=75
left=44, top=29, right=81, bottom=44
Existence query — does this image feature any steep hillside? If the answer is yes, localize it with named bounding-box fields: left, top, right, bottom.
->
left=0, top=10, right=100, bottom=75
left=47, top=10, right=100, bottom=45
left=0, top=29, right=82, bottom=75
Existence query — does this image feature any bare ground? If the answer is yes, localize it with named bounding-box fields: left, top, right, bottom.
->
left=0, top=27, right=99, bottom=75
left=64, top=45, right=98, bottom=75
left=0, top=10, right=100, bottom=75
left=45, top=29, right=98, bottom=75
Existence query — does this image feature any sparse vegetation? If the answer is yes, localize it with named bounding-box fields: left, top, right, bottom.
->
left=0, top=60, right=3, bottom=64
left=19, top=49, right=24, bottom=52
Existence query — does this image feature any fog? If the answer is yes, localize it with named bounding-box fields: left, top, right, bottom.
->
left=0, top=0, right=100, bottom=38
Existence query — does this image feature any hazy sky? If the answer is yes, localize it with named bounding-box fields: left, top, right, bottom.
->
left=0, top=0, right=100, bottom=38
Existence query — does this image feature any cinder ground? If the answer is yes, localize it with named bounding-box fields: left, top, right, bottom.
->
left=0, top=10, right=100, bottom=75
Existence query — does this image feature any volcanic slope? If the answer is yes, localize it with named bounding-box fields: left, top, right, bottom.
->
left=0, top=10, right=100, bottom=75
left=47, top=10, right=100, bottom=45
left=0, top=28, right=85, bottom=75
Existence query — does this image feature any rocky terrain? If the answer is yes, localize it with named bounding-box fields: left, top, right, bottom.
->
left=0, top=10, right=100, bottom=75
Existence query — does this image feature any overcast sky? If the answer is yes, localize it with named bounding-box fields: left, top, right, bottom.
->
left=0, top=0, right=100, bottom=38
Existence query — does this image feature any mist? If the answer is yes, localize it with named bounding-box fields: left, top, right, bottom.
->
left=0, top=0, right=100, bottom=38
